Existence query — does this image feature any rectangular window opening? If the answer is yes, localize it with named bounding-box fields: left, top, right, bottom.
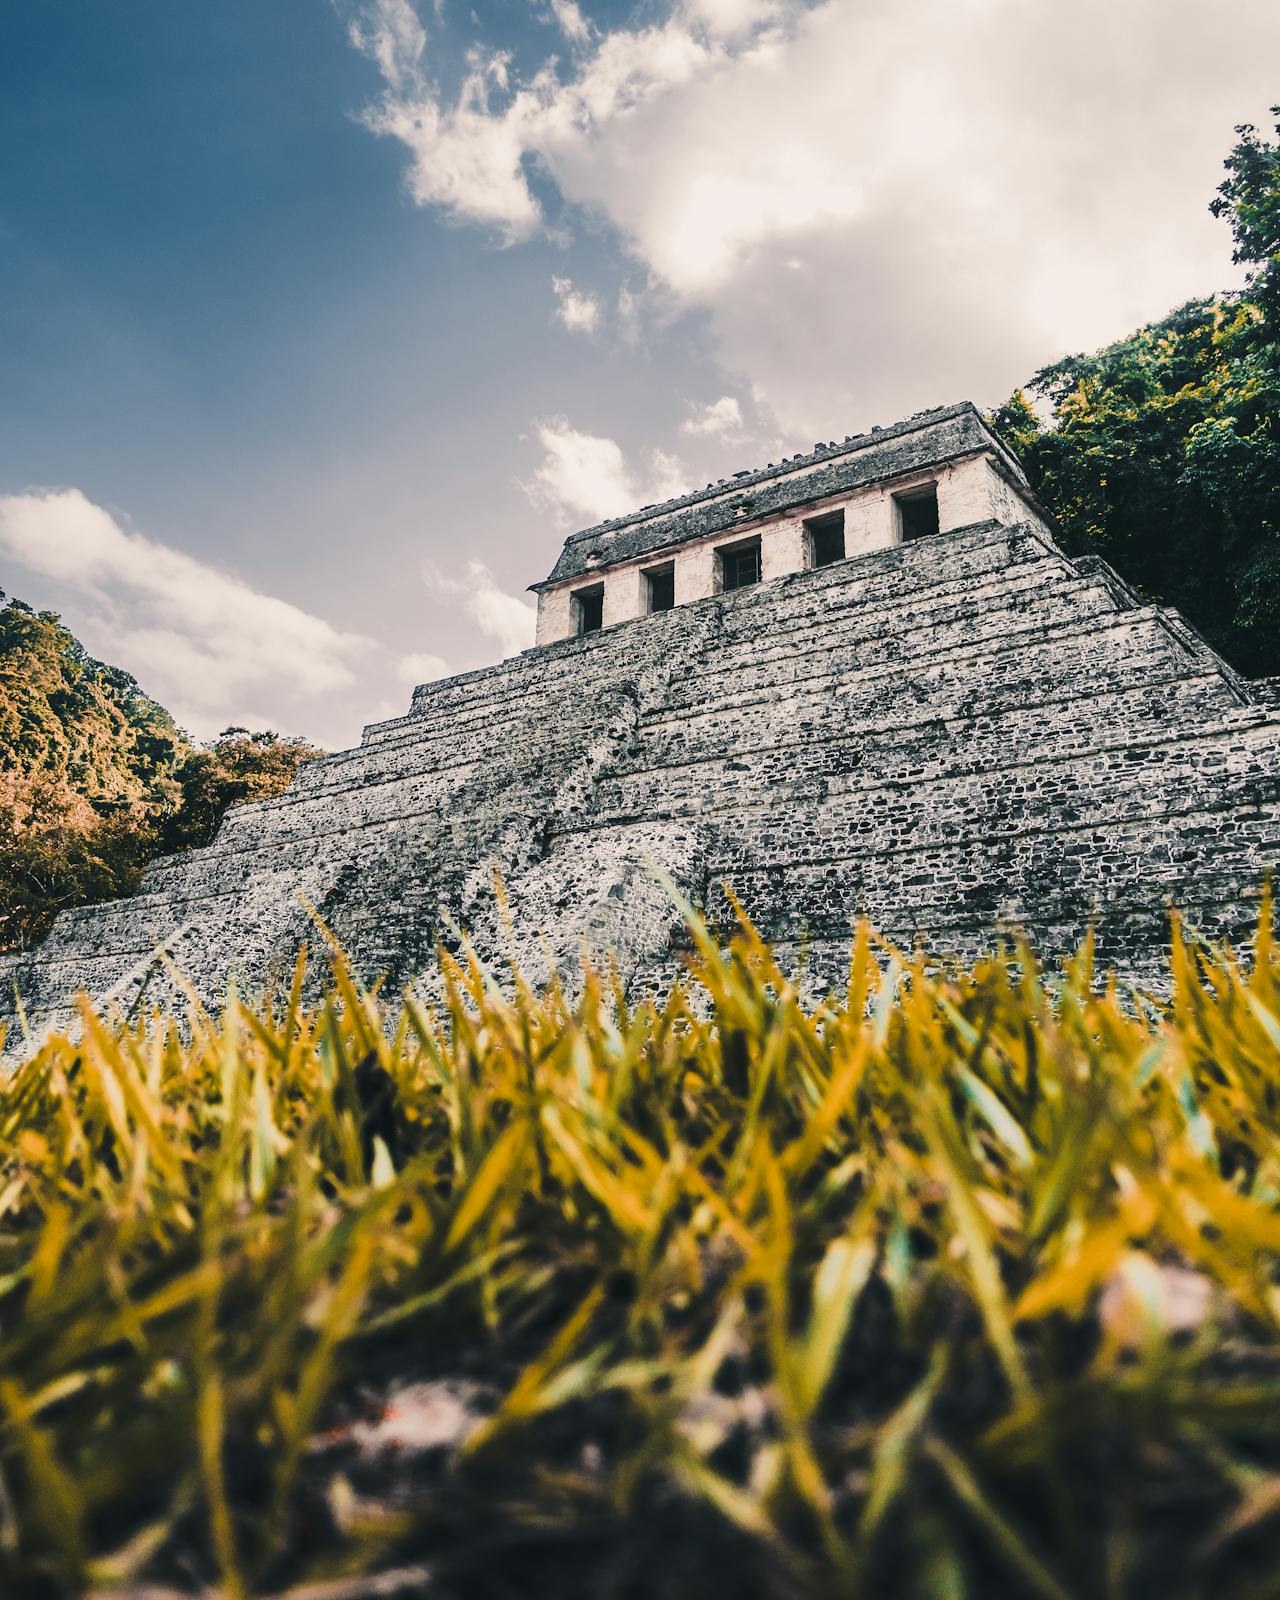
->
left=718, top=537, right=762, bottom=593
left=896, top=483, right=940, bottom=543
left=573, top=584, right=604, bottom=635
left=644, top=564, right=675, bottom=614
left=805, top=510, right=846, bottom=568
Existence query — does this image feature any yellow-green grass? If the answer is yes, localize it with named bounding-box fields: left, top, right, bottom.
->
left=3, top=899, right=1280, bottom=1599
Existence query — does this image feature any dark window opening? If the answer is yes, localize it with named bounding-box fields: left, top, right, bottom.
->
left=574, top=584, right=604, bottom=635
left=805, top=510, right=846, bottom=568
left=719, top=538, right=762, bottom=592
left=645, top=564, right=675, bottom=613
left=896, top=484, right=940, bottom=542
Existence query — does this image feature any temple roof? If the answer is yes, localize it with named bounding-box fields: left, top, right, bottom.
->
left=535, top=401, right=1028, bottom=590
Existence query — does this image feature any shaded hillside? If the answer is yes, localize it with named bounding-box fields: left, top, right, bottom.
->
left=0, top=592, right=189, bottom=813
left=0, top=592, right=322, bottom=952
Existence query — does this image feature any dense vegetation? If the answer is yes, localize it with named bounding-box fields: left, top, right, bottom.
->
left=991, top=109, right=1280, bottom=679
left=0, top=593, right=188, bottom=808
left=1, top=902, right=1279, bottom=1597
left=0, top=595, right=321, bottom=952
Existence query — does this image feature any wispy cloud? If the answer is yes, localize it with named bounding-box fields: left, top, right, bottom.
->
left=681, top=395, right=743, bottom=441
left=522, top=419, right=635, bottom=524
left=548, top=0, right=592, bottom=45
left=346, top=0, right=426, bottom=94
left=551, top=275, right=601, bottom=334
left=0, top=488, right=374, bottom=739
left=421, top=559, right=536, bottom=656
left=397, top=650, right=450, bottom=684
left=521, top=417, right=687, bottom=526
left=647, top=449, right=688, bottom=504
left=347, top=0, right=715, bottom=244
left=348, top=0, right=540, bottom=240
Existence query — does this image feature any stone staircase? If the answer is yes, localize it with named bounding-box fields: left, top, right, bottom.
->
left=4, top=518, right=1278, bottom=1037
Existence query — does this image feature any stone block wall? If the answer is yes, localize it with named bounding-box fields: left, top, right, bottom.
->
left=535, top=427, right=1053, bottom=646
left=531, top=403, right=1049, bottom=646
left=4, top=515, right=1279, bottom=1043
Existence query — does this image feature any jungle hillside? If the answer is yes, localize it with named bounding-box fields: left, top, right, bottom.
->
left=0, top=593, right=320, bottom=953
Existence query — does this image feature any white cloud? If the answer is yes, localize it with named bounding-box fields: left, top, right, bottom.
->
left=347, top=0, right=427, bottom=94
left=551, top=274, right=601, bottom=333
left=522, top=418, right=635, bottom=523
left=680, top=394, right=743, bottom=440
left=521, top=417, right=688, bottom=526
left=616, top=283, right=642, bottom=343
left=422, top=559, right=536, bottom=655
left=356, top=42, right=542, bottom=240
left=397, top=650, right=450, bottom=683
left=549, top=0, right=592, bottom=45
left=684, top=0, right=779, bottom=37
left=350, top=4, right=715, bottom=243
left=646, top=448, right=688, bottom=504
left=0, top=488, right=374, bottom=739
left=350, top=0, right=1280, bottom=437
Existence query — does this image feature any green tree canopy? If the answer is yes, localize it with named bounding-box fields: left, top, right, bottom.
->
left=1211, top=105, right=1280, bottom=321
left=0, top=597, right=189, bottom=807
left=161, top=727, right=323, bottom=854
left=991, top=109, right=1280, bottom=680
left=0, top=597, right=324, bottom=950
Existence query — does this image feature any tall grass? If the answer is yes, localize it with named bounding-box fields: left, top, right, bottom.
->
left=2, top=897, right=1280, bottom=1598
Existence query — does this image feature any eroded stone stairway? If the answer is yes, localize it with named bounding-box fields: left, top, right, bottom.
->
left=4, top=517, right=1278, bottom=1036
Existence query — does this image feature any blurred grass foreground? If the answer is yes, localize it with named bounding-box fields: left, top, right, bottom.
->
left=4, top=898, right=1280, bottom=1600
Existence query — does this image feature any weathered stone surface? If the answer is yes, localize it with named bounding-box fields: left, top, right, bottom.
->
left=3, top=424, right=1279, bottom=1040
left=540, top=402, right=1031, bottom=586
left=532, top=403, right=1053, bottom=644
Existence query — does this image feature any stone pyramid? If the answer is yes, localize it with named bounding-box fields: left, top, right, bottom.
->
left=4, top=403, right=1278, bottom=1035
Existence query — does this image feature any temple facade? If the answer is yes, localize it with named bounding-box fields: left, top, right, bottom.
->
left=532, top=403, right=1051, bottom=643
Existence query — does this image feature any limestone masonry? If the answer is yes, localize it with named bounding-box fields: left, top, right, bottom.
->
left=5, top=401, right=1280, bottom=1035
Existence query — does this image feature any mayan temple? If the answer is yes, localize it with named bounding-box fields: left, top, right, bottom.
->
left=5, top=401, right=1280, bottom=1035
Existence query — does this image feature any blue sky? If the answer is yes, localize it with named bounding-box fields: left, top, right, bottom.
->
left=1, top=0, right=1277, bottom=746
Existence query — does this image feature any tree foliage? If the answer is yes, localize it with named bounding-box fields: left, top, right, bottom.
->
left=161, top=727, right=324, bottom=853
left=991, top=109, right=1280, bottom=679
left=1211, top=105, right=1280, bottom=322
left=0, top=598, right=322, bottom=951
left=0, top=593, right=188, bottom=807
left=0, top=774, right=160, bottom=952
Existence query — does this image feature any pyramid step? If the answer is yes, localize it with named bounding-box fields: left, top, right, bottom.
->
left=596, top=672, right=1248, bottom=811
